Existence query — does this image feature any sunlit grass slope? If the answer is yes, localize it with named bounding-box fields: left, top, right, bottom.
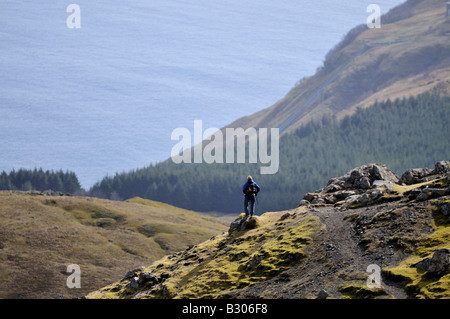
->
left=0, top=192, right=228, bottom=298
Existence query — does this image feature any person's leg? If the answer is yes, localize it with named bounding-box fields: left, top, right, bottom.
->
left=244, top=197, right=249, bottom=216
left=249, top=197, right=255, bottom=216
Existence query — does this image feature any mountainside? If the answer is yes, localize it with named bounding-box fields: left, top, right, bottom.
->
left=227, top=0, right=450, bottom=136
left=88, top=161, right=450, bottom=299
left=89, top=0, right=450, bottom=215
left=0, top=193, right=227, bottom=298
left=90, top=92, right=450, bottom=214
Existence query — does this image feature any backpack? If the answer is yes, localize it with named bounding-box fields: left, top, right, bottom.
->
left=246, top=181, right=256, bottom=196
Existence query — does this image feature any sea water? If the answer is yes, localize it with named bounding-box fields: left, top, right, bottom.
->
left=0, top=0, right=404, bottom=188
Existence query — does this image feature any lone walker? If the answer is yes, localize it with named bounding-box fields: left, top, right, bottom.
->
left=242, top=176, right=260, bottom=217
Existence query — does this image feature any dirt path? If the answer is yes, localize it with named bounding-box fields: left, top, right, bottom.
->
left=310, top=205, right=409, bottom=299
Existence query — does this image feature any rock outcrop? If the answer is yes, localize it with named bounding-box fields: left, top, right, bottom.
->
left=301, top=162, right=450, bottom=211
left=301, top=163, right=399, bottom=207
left=228, top=215, right=258, bottom=234
left=400, top=168, right=434, bottom=185
left=87, top=161, right=450, bottom=300
left=400, top=161, right=450, bottom=185
left=415, top=249, right=450, bottom=277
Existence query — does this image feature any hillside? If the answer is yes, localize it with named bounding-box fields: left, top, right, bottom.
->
left=89, top=0, right=450, bottom=215
left=90, top=92, right=450, bottom=214
left=227, top=0, right=450, bottom=135
left=0, top=193, right=227, bottom=298
left=87, top=161, right=450, bottom=299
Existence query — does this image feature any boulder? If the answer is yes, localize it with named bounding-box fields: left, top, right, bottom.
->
left=400, top=168, right=434, bottom=185
left=371, top=164, right=399, bottom=184
left=311, top=164, right=399, bottom=208
left=342, top=189, right=383, bottom=208
left=303, top=192, right=319, bottom=202
left=416, top=191, right=429, bottom=202
left=369, top=189, right=383, bottom=201
left=246, top=254, right=265, bottom=270
left=415, top=248, right=450, bottom=276
left=322, top=183, right=343, bottom=193
left=243, top=217, right=258, bottom=230
left=311, top=197, right=327, bottom=205
left=344, top=194, right=361, bottom=207
left=320, top=164, right=399, bottom=193
left=439, top=198, right=450, bottom=217
left=358, top=193, right=371, bottom=206
left=372, top=179, right=394, bottom=188
left=298, top=199, right=310, bottom=207
left=229, top=215, right=258, bottom=234
left=333, top=190, right=357, bottom=200
left=316, top=289, right=329, bottom=299
left=125, top=270, right=158, bottom=289
left=416, top=188, right=450, bottom=202
left=435, top=161, right=450, bottom=174
left=228, top=219, right=242, bottom=233
left=348, top=169, right=371, bottom=189
left=137, top=271, right=158, bottom=286
left=126, top=276, right=140, bottom=289
left=122, top=266, right=144, bottom=281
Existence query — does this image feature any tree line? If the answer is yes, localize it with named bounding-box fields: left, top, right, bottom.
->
left=88, top=92, right=450, bottom=214
left=0, top=168, right=81, bottom=194
left=3, top=93, right=447, bottom=214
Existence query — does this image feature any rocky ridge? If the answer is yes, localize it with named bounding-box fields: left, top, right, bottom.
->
left=87, top=161, right=450, bottom=299
left=302, top=161, right=450, bottom=209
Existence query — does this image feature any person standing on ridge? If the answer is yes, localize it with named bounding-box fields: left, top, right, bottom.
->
left=242, top=175, right=260, bottom=217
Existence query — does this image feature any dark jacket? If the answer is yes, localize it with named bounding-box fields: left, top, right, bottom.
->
left=242, top=180, right=260, bottom=199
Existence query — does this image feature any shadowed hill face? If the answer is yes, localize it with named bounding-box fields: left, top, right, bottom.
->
left=0, top=193, right=228, bottom=299
left=226, top=0, right=450, bottom=136
left=87, top=161, right=450, bottom=299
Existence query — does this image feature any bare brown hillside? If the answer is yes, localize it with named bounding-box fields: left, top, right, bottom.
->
left=0, top=194, right=227, bottom=298
left=225, top=0, right=450, bottom=136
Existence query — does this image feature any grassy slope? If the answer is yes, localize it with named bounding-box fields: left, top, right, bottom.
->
left=225, top=0, right=450, bottom=136
left=0, top=192, right=228, bottom=298
left=87, top=208, right=324, bottom=299
left=87, top=168, right=450, bottom=299
left=383, top=199, right=450, bottom=298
